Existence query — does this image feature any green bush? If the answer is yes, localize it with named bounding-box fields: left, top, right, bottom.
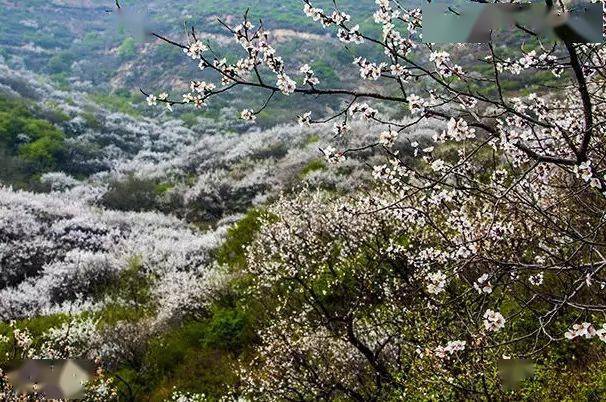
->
left=0, top=97, right=67, bottom=176
left=136, top=316, right=246, bottom=400
left=310, top=59, right=340, bottom=84
left=117, top=37, right=137, bottom=60
left=101, top=176, right=162, bottom=212
left=47, top=52, right=75, bottom=74
left=215, top=208, right=265, bottom=270
left=89, top=91, right=140, bottom=116
left=519, top=351, right=606, bottom=401
left=19, top=133, right=65, bottom=168
left=81, top=111, right=103, bottom=130
left=299, top=158, right=326, bottom=177
left=200, top=307, right=253, bottom=351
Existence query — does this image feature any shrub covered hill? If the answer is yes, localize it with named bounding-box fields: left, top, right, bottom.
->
left=2, top=0, right=601, bottom=401
left=0, top=1, right=433, bottom=400
left=0, top=0, right=385, bottom=123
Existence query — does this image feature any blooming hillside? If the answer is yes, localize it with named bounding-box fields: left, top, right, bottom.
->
left=2, top=0, right=606, bottom=401
left=0, top=185, right=227, bottom=322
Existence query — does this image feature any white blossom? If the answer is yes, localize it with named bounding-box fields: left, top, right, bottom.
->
left=379, top=130, right=398, bottom=148
left=241, top=109, right=256, bottom=122
left=277, top=74, right=297, bottom=95
left=474, top=273, right=493, bottom=294
left=300, top=64, right=320, bottom=86
left=565, top=322, right=596, bottom=340
left=183, top=40, right=208, bottom=59
left=297, top=111, right=312, bottom=126
left=146, top=94, right=157, bottom=106
left=483, top=309, right=505, bottom=332
left=426, top=271, right=447, bottom=294
left=529, top=272, right=544, bottom=286
left=322, top=146, right=345, bottom=164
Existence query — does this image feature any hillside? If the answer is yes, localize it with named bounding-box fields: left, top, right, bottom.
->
left=1, top=0, right=605, bottom=401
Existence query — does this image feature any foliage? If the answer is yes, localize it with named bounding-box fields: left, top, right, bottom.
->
left=117, top=37, right=137, bottom=60
left=47, top=52, right=75, bottom=74
left=215, top=208, right=264, bottom=270
left=88, top=91, right=141, bottom=117
left=101, top=175, right=165, bottom=212
left=298, top=158, right=326, bottom=177
left=0, top=97, right=67, bottom=184
left=3, top=0, right=606, bottom=400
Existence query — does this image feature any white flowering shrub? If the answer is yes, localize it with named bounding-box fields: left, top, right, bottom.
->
left=0, top=186, right=226, bottom=323
left=39, top=172, right=80, bottom=192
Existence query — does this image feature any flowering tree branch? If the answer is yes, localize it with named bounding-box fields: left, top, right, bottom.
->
left=135, top=0, right=606, bottom=398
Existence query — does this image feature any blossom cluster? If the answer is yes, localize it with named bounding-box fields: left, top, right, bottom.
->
left=564, top=322, right=606, bottom=342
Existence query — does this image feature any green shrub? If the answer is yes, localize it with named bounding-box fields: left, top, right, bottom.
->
left=47, top=52, right=75, bottom=74
left=89, top=91, right=140, bottom=116
left=117, top=37, right=137, bottom=60
left=299, top=158, right=326, bottom=177
left=154, top=182, right=173, bottom=195
left=519, top=351, right=606, bottom=401
left=0, top=98, right=67, bottom=175
left=19, top=134, right=65, bottom=168
left=215, top=209, right=265, bottom=270
left=200, top=307, right=252, bottom=351
left=140, top=320, right=237, bottom=399
left=82, top=111, right=103, bottom=130
left=101, top=176, right=161, bottom=212
left=310, top=59, right=340, bottom=84
left=305, top=133, right=320, bottom=145
left=96, top=258, right=153, bottom=326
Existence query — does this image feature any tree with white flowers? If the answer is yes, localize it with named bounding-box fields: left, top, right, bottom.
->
left=138, top=0, right=606, bottom=398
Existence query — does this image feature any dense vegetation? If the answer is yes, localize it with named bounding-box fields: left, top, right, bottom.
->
left=1, top=0, right=606, bottom=401
left=0, top=97, right=68, bottom=187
